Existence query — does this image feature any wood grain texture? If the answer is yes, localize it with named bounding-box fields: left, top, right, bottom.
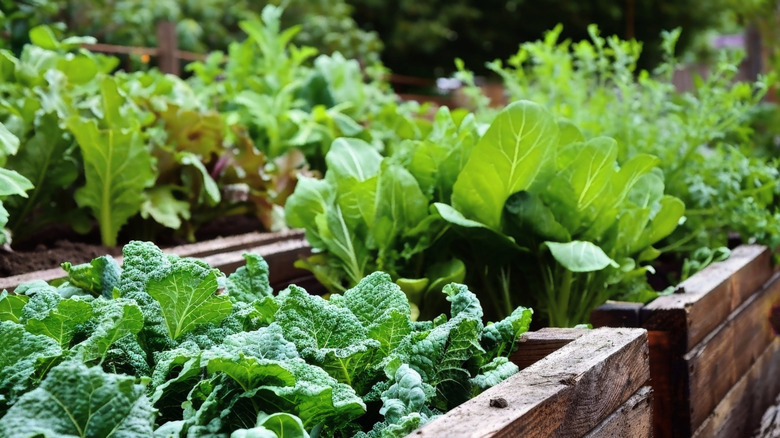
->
left=685, top=273, right=780, bottom=430
left=511, top=328, right=586, bottom=370
left=641, top=245, right=771, bottom=352
left=582, top=386, right=653, bottom=438
left=694, top=339, right=780, bottom=438
left=754, top=392, right=780, bottom=438
left=410, top=328, right=649, bottom=438
left=0, top=229, right=306, bottom=291
left=590, top=302, right=642, bottom=328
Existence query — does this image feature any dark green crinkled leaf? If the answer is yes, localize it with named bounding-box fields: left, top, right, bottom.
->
left=26, top=298, right=93, bottom=347
left=226, top=253, right=273, bottom=303
left=72, top=298, right=144, bottom=364
left=0, top=291, right=28, bottom=323
left=61, top=255, right=121, bottom=299
left=469, top=356, right=519, bottom=392
left=0, top=360, right=155, bottom=437
left=146, top=259, right=232, bottom=341
left=0, top=321, right=62, bottom=412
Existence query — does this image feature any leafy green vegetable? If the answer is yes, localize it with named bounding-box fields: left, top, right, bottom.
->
left=67, top=77, right=156, bottom=246
left=0, top=243, right=532, bottom=436
left=0, top=361, right=155, bottom=437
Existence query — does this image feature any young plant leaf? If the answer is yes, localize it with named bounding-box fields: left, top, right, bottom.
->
left=544, top=241, right=619, bottom=272
left=451, top=100, right=557, bottom=229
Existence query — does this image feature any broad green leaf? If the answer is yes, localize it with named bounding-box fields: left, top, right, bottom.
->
left=74, top=298, right=144, bottom=364
left=207, top=356, right=296, bottom=391
left=28, top=26, right=61, bottom=50
left=0, top=167, right=33, bottom=198
left=337, top=176, right=377, bottom=229
left=4, top=112, right=79, bottom=231
left=57, top=54, right=99, bottom=84
left=139, top=186, right=191, bottom=230
left=609, top=153, right=661, bottom=205
left=284, top=176, right=333, bottom=248
left=26, top=298, right=93, bottom=347
left=226, top=253, right=273, bottom=303
left=628, top=172, right=665, bottom=209
left=372, top=162, right=428, bottom=250
left=631, top=195, right=686, bottom=252
left=0, top=291, right=28, bottom=323
left=503, top=191, right=570, bottom=249
left=0, top=122, right=20, bottom=158
left=253, top=412, right=309, bottom=438
left=469, top=356, right=518, bottom=392
left=566, top=137, right=618, bottom=211
left=68, top=79, right=155, bottom=246
left=0, top=361, right=155, bottom=437
left=480, top=305, right=533, bottom=358
left=325, top=138, right=381, bottom=182
left=451, top=100, right=558, bottom=229
left=146, top=260, right=232, bottom=340
left=545, top=240, right=619, bottom=272
left=434, top=203, right=524, bottom=260
left=0, top=321, right=62, bottom=410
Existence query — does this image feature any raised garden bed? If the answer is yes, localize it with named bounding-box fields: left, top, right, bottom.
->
left=409, top=327, right=651, bottom=437
left=0, top=229, right=315, bottom=292
left=591, top=244, right=780, bottom=437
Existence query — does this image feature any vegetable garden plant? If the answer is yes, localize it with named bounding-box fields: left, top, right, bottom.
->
left=0, top=242, right=531, bottom=437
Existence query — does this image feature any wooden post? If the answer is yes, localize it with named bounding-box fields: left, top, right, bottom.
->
left=156, top=21, right=179, bottom=76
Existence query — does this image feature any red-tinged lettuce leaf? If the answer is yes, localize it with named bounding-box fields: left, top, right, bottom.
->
left=67, top=77, right=155, bottom=246
left=0, top=360, right=155, bottom=437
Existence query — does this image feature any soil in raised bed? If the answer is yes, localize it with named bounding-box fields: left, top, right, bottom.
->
left=0, top=215, right=268, bottom=278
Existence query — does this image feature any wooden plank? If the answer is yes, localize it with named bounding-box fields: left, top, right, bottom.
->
left=590, top=301, right=642, bottom=328
left=645, top=330, right=688, bottom=438
left=693, top=339, right=780, bottom=438
left=641, top=245, right=771, bottom=352
left=582, top=386, right=653, bottom=438
left=411, top=328, right=649, bottom=438
left=685, top=272, right=780, bottom=430
left=198, top=237, right=312, bottom=287
left=511, top=328, right=586, bottom=371
left=0, top=230, right=306, bottom=291
left=155, top=21, right=179, bottom=75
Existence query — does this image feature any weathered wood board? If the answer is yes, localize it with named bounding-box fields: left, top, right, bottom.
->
left=591, top=245, right=779, bottom=437
left=0, top=229, right=310, bottom=291
left=409, top=328, right=650, bottom=438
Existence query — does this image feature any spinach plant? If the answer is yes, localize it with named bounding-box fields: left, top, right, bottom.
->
left=457, top=25, right=779, bottom=271
left=288, top=101, right=683, bottom=326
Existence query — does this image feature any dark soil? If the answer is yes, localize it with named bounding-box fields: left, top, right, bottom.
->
left=0, top=215, right=268, bottom=278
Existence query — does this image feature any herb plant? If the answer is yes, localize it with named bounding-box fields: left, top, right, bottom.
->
left=0, top=241, right=531, bottom=437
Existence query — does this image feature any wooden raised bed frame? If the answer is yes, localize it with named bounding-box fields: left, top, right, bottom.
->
left=591, top=245, right=780, bottom=437
left=408, top=327, right=651, bottom=438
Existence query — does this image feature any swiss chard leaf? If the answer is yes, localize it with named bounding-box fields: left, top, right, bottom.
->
left=67, top=77, right=155, bottom=246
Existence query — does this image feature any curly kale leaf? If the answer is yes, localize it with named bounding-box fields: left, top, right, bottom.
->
left=0, top=321, right=62, bottom=414
left=226, top=253, right=273, bottom=303
left=61, top=255, right=121, bottom=299
left=0, top=360, right=155, bottom=437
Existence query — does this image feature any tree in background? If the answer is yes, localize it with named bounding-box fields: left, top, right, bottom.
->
left=0, top=0, right=382, bottom=65
left=347, top=0, right=738, bottom=77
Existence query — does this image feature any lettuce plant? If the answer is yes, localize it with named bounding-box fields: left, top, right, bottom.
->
left=0, top=241, right=531, bottom=437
